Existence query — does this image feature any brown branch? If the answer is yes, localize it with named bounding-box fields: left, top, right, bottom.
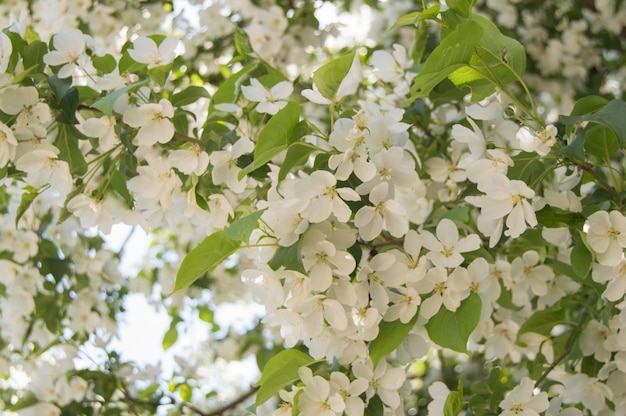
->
left=182, top=386, right=259, bottom=416
left=579, top=163, right=620, bottom=200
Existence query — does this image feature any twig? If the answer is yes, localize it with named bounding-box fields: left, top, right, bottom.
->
left=184, top=386, right=259, bottom=416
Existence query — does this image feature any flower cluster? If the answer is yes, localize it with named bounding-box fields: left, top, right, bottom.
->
left=0, top=0, right=625, bottom=416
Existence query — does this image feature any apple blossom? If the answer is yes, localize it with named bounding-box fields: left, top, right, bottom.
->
left=241, top=78, right=293, bottom=115
left=128, top=35, right=179, bottom=68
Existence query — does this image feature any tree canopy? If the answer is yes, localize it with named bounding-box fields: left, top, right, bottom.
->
left=1, top=0, right=626, bottom=415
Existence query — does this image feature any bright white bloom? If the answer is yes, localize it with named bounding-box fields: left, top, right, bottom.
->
left=242, top=78, right=293, bottom=115
left=128, top=35, right=179, bottom=68
left=580, top=320, right=612, bottom=362
left=354, top=182, right=408, bottom=241
left=329, top=372, right=368, bottom=416
left=210, top=136, right=254, bottom=193
left=415, top=266, right=470, bottom=319
left=510, top=250, right=554, bottom=306
left=168, top=144, right=209, bottom=175
left=371, top=44, right=413, bottom=95
left=427, top=382, right=450, bottom=416
left=586, top=210, right=626, bottom=266
left=517, top=125, right=558, bottom=156
left=0, top=31, right=12, bottom=73
left=0, top=122, right=17, bottom=167
left=123, top=99, right=175, bottom=146
left=499, top=377, right=549, bottom=416
left=82, top=116, right=117, bottom=152
left=592, top=260, right=626, bottom=302
left=485, top=319, right=522, bottom=362
left=351, top=360, right=405, bottom=410
left=298, top=367, right=345, bottom=416
left=67, top=194, right=115, bottom=234
left=127, top=155, right=181, bottom=210
left=562, top=374, right=613, bottom=413
left=302, top=229, right=356, bottom=292
left=14, top=148, right=72, bottom=196
left=466, top=173, right=537, bottom=246
left=297, top=170, right=360, bottom=223
left=420, top=218, right=481, bottom=269
left=43, top=29, right=88, bottom=78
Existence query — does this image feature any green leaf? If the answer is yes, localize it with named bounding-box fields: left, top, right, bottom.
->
left=570, top=242, right=593, bottom=280
left=278, top=142, right=318, bottom=182
left=560, top=99, right=626, bottom=146
left=15, top=186, right=40, bottom=227
left=224, top=209, right=266, bottom=242
left=517, top=308, right=565, bottom=341
left=410, top=20, right=482, bottom=100
left=210, top=63, right=257, bottom=111
left=554, top=131, right=584, bottom=162
left=583, top=124, right=620, bottom=162
left=91, top=79, right=149, bottom=116
left=447, top=0, right=476, bottom=17
left=234, top=27, right=255, bottom=57
left=256, top=349, right=315, bottom=406
left=23, top=40, right=47, bottom=72
left=148, top=63, right=173, bottom=87
left=9, top=390, right=37, bottom=411
left=241, top=101, right=300, bottom=178
left=364, top=395, right=384, bottom=416
left=118, top=51, right=147, bottom=74
left=162, top=326, right=178, bottom=350
left=534, top=206, right=586, bottom=229
left=312, top=50, right=356, bottom=100
left=391, top=5, right=441, bottom=29
left=507, top=152, right=545, bottom=184
left=426, top=293, right=481, bottom=353
left=441, top=206, right=470, bottom=223
left=369, top=312, right=418, bottom=367
left=569, top=95, right=609, bottom=117
left=449, top=15, right=525, bottom=100
left=55, top=123, right=88, bottom=175
left=268, top=241, right=306, bottom=274
left=92, top=54, right=117, bottom=74
left=175, top=231, right=241, bottom=292
left=170, top=86, right=211, bottom=107
left=444, top=381, right=464, bottom=416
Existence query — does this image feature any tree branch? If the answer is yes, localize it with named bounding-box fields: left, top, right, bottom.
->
left=183, top=386, right=259, bottom=416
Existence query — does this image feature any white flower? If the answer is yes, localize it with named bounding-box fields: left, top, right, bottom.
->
left=298, top=367, right=345, bottom=416
left=421, top=218, right=481, bottom=269
left=43, top=29, right=88, bottom=78
left=517, top=125, right=558, bottom=156
left=128, top=35, right=179, bottom=68
left=592, top=259, right=626, bottom=302
left=168, top=144, right=209, bottom=175
left=297, top=170, right=360, bottom=223
left=123, top=99, right=175, bottom=146
left=427, top=382, right=450, bottom=416
left=210, top=136, right=254, bottom=193
left=82, top=116, right=117, bottom=152
left=241, top=78, right=293, bottom=115
left=466, top=173, right=537, bottom=246
left=67, top=193, right=115, bottom=234
left=351, top=360, right=405, bottom=410
left=354, top=182, right=408, bottom=241
left=562, top=374, right=613, bottom=413
left=14, top=148, right=72, bottom=196
left=0, top=122, right=17, bottom=167
left=499, top=377, right=549, bottom=416
left=329, top=372, right=367, bottom=416
left=586, top=210, right=626, bottom=266
left=0, top=31, right=12, bottom=73
left=415, top=266, right=470, bottom=319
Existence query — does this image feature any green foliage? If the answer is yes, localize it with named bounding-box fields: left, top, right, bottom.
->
left=369, top=312, right=418, bottom=367
left=170, top=86, right=211, bottom=107
left=268, top=241, right=306, bottom=274
left=91, top=79, right=149, bottom=116
left=426, top=294, right=481, bottom=353
left=311, top=50, right=356, bottom=100
left=561, top=99, right=626, bottom=146
left=175, top=231, right=241, bottom=291
left=224, top=210, right=266, bottom=242
left=256, top=349, right=315, bottom=406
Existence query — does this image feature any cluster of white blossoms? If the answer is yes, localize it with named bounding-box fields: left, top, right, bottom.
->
left=1, top=0, right=626, bottom=416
